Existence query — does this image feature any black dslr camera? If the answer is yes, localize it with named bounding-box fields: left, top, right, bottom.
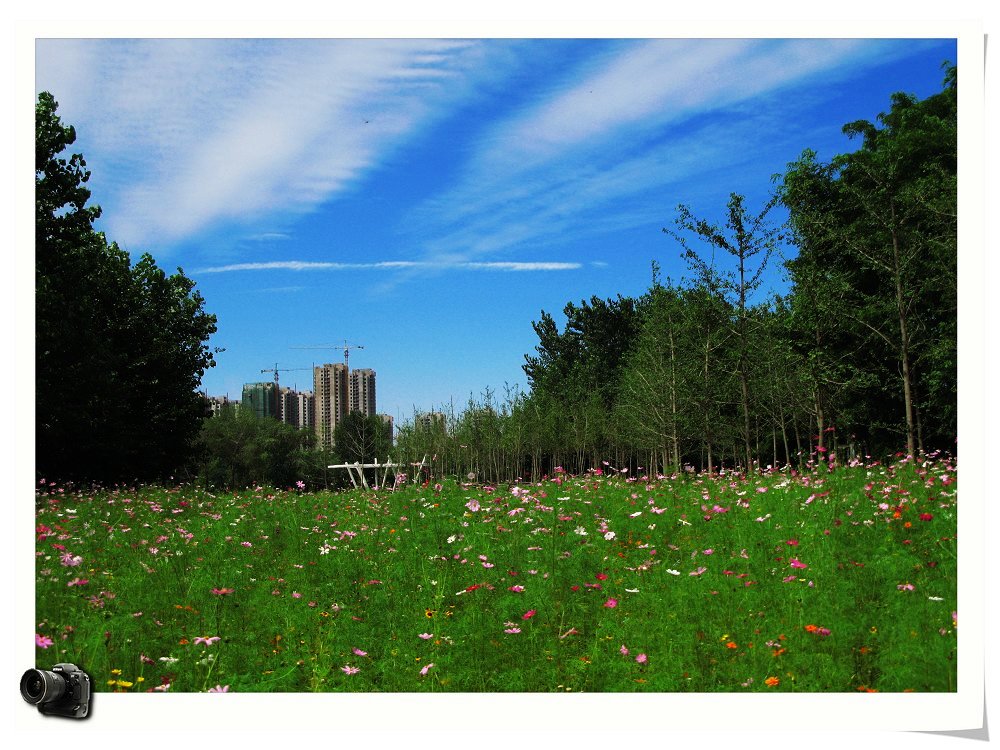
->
left=20, top=663, right=91, bottom=718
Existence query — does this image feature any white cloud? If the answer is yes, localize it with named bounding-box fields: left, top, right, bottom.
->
left=35, top=38, right=495, bottom=253
left=407, top=38, right=934, bottom=263
left=195, top=259, right=582, bottom=274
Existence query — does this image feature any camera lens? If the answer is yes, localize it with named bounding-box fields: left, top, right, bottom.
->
left=20, top=669, right=67, bottom=705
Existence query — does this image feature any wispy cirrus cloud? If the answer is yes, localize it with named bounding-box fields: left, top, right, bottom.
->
left=195, top=260, right=582, bottom=274
left=410, top=38, right=937, bottom=262
left=35, top=38, right=506, bottom=254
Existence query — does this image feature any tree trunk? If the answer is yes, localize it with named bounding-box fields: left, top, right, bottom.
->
left=891, top=207, right=917, bottom=456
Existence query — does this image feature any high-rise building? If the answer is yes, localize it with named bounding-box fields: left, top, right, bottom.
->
left=379, top=413, right=394, bottom=445
left=418, top=411, right=447, bottom=432
left=278, top=387, right=299, bottom=426
left=349, top=368, right=377, bottom=416
left=314, top=363, right=348, bottom=449
left=242, top=382, right=278, bottom=419
left=295, top=391, right=315, bottom=431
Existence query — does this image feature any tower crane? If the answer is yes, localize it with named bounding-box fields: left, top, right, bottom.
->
left=260, top=363, right=312, bottom=388
left=290, top=340, right=365, bottom=369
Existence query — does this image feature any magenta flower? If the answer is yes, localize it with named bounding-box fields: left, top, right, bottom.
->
left=60, top=552, right=83, bottom=567
left=35, top=633, right=53, bottom=649
left=603, top=598, right=618, bottom=608
left=295, top=480, right=306, bottom=490
left=789, top=558, right=808, bottom=569
left=509, top=585, right=525, bottom=593
left=635, top=653, right=648, bottom=664
left=210, top=587, right=235, bottom=596
left=522, top=609, right=537, bottom=620
left=67, top=577, right=88, bottom=587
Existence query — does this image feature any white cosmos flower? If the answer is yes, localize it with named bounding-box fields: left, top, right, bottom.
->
left=666, top=569, right=680, bottom=576
left=574, top=526, right=588, bottom=536
left=604, top=531, right=616, bottom=540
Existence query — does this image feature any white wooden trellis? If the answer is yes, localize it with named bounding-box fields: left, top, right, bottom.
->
left=327, top=455, right=428, bottom=491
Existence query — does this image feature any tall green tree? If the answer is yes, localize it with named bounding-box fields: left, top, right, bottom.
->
left=666, top=193, right=781, bottom=472
left=36, top=92, right=219, bottom=482
left=779, top=65, right=957, bottom=455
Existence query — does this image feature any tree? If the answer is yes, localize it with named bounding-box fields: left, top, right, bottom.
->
left=196, top=406, right=316, bottom=489
left=333, top=411, right=393, bottom=466
left=36, top=92, right=219, bottom=482
left=778, top=65, right=957, bottom=456
left=665, top=193, right=781, bottom=472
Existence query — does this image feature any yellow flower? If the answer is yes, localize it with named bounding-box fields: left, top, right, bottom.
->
left=117, top=680, right=133, bottom=688
left=111, top=669, right=122, bottom=675
left=136, top=676, right=145, bottom=682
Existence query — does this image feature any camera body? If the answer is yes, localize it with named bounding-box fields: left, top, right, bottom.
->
left=20, top=663, right=91, bottom=719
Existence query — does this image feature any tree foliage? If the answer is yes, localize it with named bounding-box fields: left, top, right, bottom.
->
left=195, top=406, right=319, bottom=489
left=36, top=92, right=219, bottom=482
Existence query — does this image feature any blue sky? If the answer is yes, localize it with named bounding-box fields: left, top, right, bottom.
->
left=34, top=37, right=957, bottom=422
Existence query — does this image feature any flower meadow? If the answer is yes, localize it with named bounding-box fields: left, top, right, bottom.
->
left=33, top=454, right=957, bottom=693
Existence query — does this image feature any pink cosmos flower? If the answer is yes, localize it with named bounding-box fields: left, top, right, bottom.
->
left=35, top=633, right=53, bottom=649
left=352, top=648, right=368, bottom=657
left=789, top=558, right=808, bottom=569
left=603, top=598, right=618, bottom=608
left=210, top=588, right=235, bottom=595
left=67, top=577, right=88, bottom=587
left=786, top=539, right=799, bottom=546
left=509, top=585, right=525, bottom=593
left=619, top=644, right=629, bottom=656
left=689, top=567, right=707, bottom=577
left=419, top=663, right=434, bottom=676
left=418, top=633, right=434, bottom=639
left=635, top=653, right=648, bottom=664
left=522, top=610, right=537, bottom=620
left=193, top=636, right=221, bottom=646
left=207, top=684, right=230, bottom=692
left=504, top=627, right=521, bottom=634
left=341, top=665, right=360, bottom=675
left=60, top=553, right=83, bottom=567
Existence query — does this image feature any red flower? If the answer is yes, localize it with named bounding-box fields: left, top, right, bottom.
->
left=522, top=610, right=536, bottom=620
left=919, top=513, right=934, bottom=522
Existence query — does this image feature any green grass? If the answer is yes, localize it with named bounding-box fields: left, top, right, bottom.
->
left=33, top=454, right=957, bottom=693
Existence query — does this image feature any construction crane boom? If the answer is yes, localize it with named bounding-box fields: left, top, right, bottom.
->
left=290, top=340, right=365, bottom=368
left=260, top=363, right=312, bottom=388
